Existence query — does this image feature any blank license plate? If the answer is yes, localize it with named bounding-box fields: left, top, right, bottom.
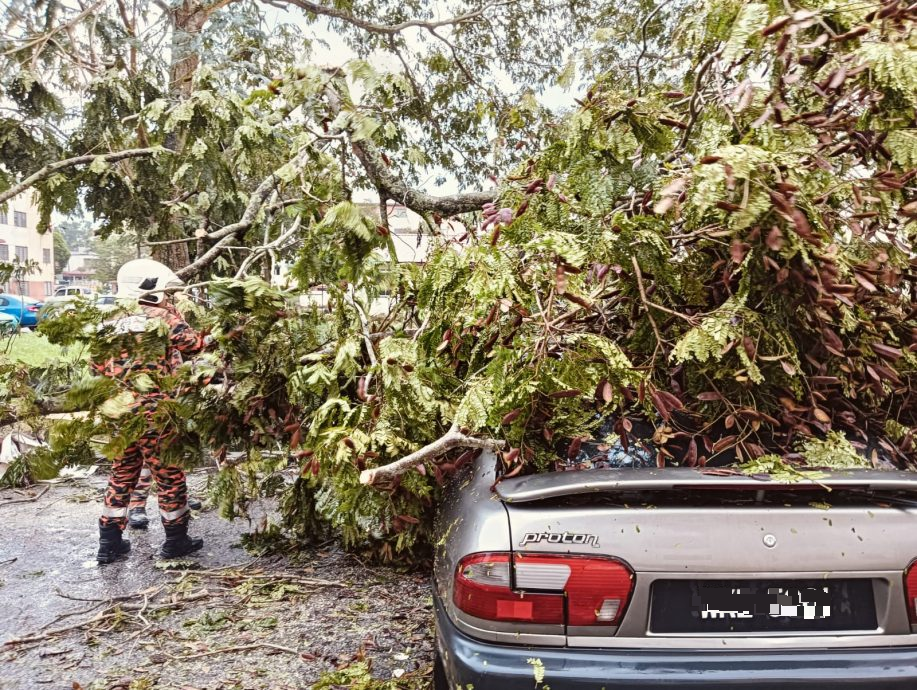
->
left=650, top=579, right=877, bottom=633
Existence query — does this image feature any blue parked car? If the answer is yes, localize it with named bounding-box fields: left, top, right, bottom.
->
left=0, top=293, right=44, bottom=327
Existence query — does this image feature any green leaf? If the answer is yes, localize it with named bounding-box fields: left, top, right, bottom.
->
left=350, top=114, right=380, bottom=142
left=89, top=157, right=109, bottom=174
left=190, top=138, right=208, bottom=158
left=99, top=391, right=136, bottom=419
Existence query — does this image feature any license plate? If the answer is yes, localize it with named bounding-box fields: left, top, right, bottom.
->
left=650, top=579, right=877, bottom=633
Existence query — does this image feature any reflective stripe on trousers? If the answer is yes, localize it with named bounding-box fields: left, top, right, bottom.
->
left=159, top=504, right=189, bottom=522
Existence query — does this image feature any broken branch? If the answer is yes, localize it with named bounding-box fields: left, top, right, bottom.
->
left=0, top=148, right=164, bottom=206
left=359, top=424, right=504, bottom=486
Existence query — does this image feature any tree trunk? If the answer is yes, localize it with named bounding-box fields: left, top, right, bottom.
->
left=153, top=1, right=236, bottom=271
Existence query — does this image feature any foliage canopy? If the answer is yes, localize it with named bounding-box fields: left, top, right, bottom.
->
left=1, top=0, right=915, bottom=561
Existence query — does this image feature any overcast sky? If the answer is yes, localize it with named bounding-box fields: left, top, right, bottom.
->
left=259, top=3, right=578, bottom=199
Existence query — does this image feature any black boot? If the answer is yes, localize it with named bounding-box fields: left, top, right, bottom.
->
left=160, top=523, right=204, bottom=559
left=187, top=497, right=203, bottom=511
left=128, top=507, right=150, bottom=530
left=97, top=524, right=131, bottom=564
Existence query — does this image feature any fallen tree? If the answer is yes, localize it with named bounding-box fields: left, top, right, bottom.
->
left=3, top=0, right=916, bottom=562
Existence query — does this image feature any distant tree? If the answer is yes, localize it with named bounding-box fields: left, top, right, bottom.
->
left=54, top=219, right=92, bottom=252
left=88, top=236, right=138, bottom=283
left=53, top=231, right=70, bottom=275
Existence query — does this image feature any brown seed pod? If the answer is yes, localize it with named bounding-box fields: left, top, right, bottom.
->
left=833, top=26, right=869, bottom=41
left=501, top=408, right=522, bottom=425
left=567, top=437, right=583, bottom=459
left=658, top=117, right=688, bottom=130
left=761, top=15, right=790, bottom=36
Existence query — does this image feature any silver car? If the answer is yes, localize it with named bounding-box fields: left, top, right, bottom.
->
left=433, top=453, right=917, bottom=688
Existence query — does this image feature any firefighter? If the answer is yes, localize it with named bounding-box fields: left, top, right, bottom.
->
left=126, top=472, right=202, bottom=529
left=95, top=259, right=206, bottom=564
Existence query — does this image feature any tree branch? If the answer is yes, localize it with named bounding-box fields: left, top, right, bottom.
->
left=175, top=148, right=311, bottom=279
left=359, top=423, right=504, bottom=486
left=634, top=0, right=671, bottom=95
left=0, top=148, right=164, bottom=206
left=233, top=215, right=302, bottom=278
left=350, top=139, right=496, bottom=215
left=270, top=0, right=510, bottom=36
left=322, top=85, right=496, bottom=216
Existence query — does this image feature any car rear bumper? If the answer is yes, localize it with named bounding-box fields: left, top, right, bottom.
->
left=435, top=596, right=917, bottom=689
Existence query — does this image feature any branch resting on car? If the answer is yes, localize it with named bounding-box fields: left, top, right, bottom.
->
left=359, top=423, right=504, bottom=486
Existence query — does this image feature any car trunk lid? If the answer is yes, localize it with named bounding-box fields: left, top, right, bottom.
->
left=498, top=467, right=917, bottom=645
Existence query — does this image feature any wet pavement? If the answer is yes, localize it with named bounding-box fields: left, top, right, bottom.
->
left=0, top=473, right=434, bottom=689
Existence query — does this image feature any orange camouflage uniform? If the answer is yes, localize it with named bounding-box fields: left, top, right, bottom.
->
left=95, top=305, right=204, bottom=530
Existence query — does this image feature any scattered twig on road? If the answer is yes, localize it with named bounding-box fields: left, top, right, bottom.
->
left=3, top=567, right=343, bottom=648
left=0, top=486, right=50, bottom=508
left=165, top=642, right=302, bottom=661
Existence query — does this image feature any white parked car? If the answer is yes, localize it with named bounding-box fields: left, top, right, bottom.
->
left=45, top=285, right=94, bottom=305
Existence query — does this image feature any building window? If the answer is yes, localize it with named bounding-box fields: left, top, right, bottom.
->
left=0, top=244, right=7, bottom=261
left=15, top=246, right=28, bottom=262
left=45, top=282, right=53, bottom=296
left=14, top=211, right=27, bottom=228
left=43, top=248, right=51, bottom=264
left=0, top=210, right=7, bottom=224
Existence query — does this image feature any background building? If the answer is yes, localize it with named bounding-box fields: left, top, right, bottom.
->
left=0, top=194, right=55, bottom=298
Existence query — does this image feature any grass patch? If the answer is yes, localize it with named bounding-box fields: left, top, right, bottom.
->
left=1, top=331, right=86, bottom=367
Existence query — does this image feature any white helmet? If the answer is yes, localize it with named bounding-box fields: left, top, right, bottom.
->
left=116, top=259, right=183, bottom=305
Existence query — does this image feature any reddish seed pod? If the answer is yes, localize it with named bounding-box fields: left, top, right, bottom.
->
left=775, top=33, right=790, bottom=55
left=742, top=336, right=757, bottom=361
left=833, top=26, right=869, bottom=41
left=566, top=292, right=593, bottom=309
left=658, top=117, right=688, bottom=130
left=501, top=408, right=522, bottom=425
left=343, top=437, right=356, bottom=450
left=567, top=437, right=583, bottom=459
left=761, top=15, right=790, bottom=36
left=503, top=447, right=520, bottom=464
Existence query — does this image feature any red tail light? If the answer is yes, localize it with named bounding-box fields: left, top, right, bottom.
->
left=27, top=306, right=39, bottom=312
left=453, top=552, right=634, bottom=627
left=904, top=560, right=917, bottom=624
left=453, top=553, right=564, bottom=623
